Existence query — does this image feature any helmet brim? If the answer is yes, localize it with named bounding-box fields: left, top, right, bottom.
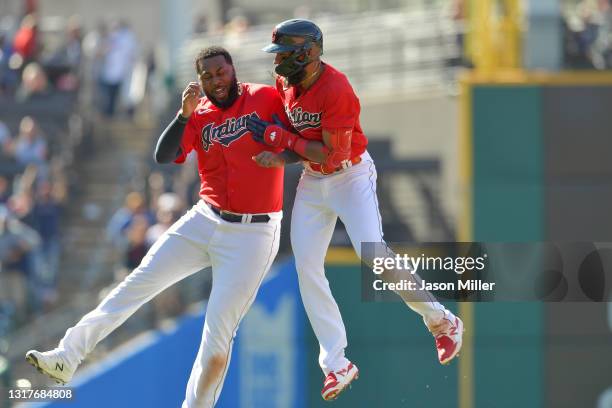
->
left=262, top=43, right=299, bottom=53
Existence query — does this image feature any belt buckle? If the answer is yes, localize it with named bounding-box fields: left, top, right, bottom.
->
left=305, top=161, right=317, bottom=173
left=320, top=165, right=332, bottom=175
left=221, top=209, right=253, bottom=223
left=321, top=158, right=354, bottom=175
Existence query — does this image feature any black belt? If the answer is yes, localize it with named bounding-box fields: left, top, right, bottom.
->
left=209, top=204, right=271, bottom=223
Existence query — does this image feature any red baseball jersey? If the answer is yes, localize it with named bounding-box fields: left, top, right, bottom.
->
left=275, top=63, right=368, bottom=160
left=176, top=83, right=287, bottom=214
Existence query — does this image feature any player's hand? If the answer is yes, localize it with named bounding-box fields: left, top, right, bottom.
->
left=247, top=114, right=284, bottom=144
left=247, top=114, right=294, bottom=148
left=180, top=82, right=201, bottom=118
left=252, top=151, right=286, bottom=168
left=246, top=115, right=266, bottom=143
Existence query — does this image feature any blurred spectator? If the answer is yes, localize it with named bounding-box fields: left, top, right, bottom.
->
left=193, top=14, right=208, bottom=36
left=224, top=9, right=250, bottom=48
left=12, top=14, right=38, bottom=63
left=146, top=193, right=185, bottom=323
left=0, top=205, right=41, bottom=323
left=124, top=214, right=150, bottom=270
left=7, top=188, right=35, bottom=227
left=17, top=61, right=50, bottom=100
left=0, top=176, right=10, bottom=204
left=106, top=191, right=154, bottom=247
left=24, top=0, right=38, bottom=15
left=564, top=0, right=600, bottom=69
left=173, top=151, right=199, bottom=206
left=145, top=192, right=183, bottom=246
left=0, top=31, right=19, bottom=94
left=0, top=120, right=11, bottom=158
left=82, top=20, right=109, bottom=111
left=44, top=15, right=82, bottom=91
left=563, top=17, right=593, bottom=68
left=13, top=116, right=48, bottom=178
left=99, top=20, right=137, bottom=117
left=590, top=0, right=612, bottom=68
left=146, top=171, right=166, bottom=211
left=31, top=182, right=62, bottom=309
left=450, top=0, right=471, bottom=67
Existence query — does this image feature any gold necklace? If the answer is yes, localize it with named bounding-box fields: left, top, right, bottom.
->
left=302, top=63, right=322, bottom=85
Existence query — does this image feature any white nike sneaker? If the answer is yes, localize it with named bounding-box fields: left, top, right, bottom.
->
left=321, top=361, right=359, bottom=401
left=425, top=310, right=464, bottom=365
left=26, top=349, right=76, bottom=385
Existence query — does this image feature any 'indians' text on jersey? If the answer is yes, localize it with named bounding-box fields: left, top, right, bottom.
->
left=275, top=63, right=368, bottom=160
left=177, top=83, right=287, bottom=213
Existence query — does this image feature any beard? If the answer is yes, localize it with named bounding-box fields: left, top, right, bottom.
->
left=285, top=68, right=306, bottom=85
left=205, top=75, right=239, bottom=109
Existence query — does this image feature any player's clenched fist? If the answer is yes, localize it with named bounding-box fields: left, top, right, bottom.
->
left=252, top=151, right=285, bottom=168
left=180, top=82, right=201, bottom=118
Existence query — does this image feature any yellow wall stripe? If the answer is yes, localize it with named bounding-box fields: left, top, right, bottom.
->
left=463, top=70, right=612, bottom=86
left=458, top=72, right=475, bottom=408
left=325, top=247, right=360, bottom=265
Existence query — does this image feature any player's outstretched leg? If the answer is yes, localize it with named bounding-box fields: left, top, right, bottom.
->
left=321, top=362, right=360, bottom=401
left=424, top=309, right=464, bottom=364
left=291, top=181, right=358, bottom=400
left=26, top=206, right=212, bottom=384
left=25, top=349, right=75, bottom=385
left=182, top=218, right=281, bottom=407
left=330, top=156, right=465, bottom=365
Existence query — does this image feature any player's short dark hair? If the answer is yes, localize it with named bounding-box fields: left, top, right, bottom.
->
left=195, top=46, right=233, bottom=74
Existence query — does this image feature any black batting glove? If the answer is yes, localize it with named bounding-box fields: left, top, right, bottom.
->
left=246, top=116, right=269, bottom=144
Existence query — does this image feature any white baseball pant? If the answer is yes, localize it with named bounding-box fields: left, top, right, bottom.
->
left=57, top=200, right=281, bottom=407
left=290, top=151, right=446, bottom=374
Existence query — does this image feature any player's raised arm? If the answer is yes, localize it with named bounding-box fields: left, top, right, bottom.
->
left=246, top=114, right=352, bottom=171
left=246, top=115, right=334, bottom=163
left=154, top=82, right=200, bottom=163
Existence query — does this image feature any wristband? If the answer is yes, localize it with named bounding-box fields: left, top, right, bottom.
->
left=292, top=137, right=309, bottom=157
left=177, top=113, right=190, bottom=124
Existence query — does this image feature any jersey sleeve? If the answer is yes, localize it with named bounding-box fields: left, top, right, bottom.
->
left=321, top=85, right=360, bottom=130
left=174, top=112, right=198, bottom=164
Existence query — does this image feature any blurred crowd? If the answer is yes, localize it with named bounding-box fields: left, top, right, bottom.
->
left=101, top=146, right=205, bottom=323
left=0, top=12, right=142, bottom=118
left=563, top=0, right=612, bottom=69
left=102, top=188, right=190, bottom=323
left=0, top=13, right=80, bottom=99
left=0, top=115, right=66, bottom=336
left=0, top=4, right=254, bottom=354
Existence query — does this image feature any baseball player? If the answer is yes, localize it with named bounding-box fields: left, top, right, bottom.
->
left=247, top=19, right=464, bottom=401
left=26, top=46, right=291, bottom=407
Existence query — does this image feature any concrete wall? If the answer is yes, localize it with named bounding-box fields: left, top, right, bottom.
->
left=360, top=92, right=460, bottom=223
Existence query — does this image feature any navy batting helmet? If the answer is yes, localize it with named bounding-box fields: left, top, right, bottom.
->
left=263, top=19, right=323, bottom=54
left=263, top=19, right=323, bottom=81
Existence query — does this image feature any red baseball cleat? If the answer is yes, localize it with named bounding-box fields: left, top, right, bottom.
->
left=427, top=310, right=464, bottom=365
left=321, top=362, right=359, bottom=401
